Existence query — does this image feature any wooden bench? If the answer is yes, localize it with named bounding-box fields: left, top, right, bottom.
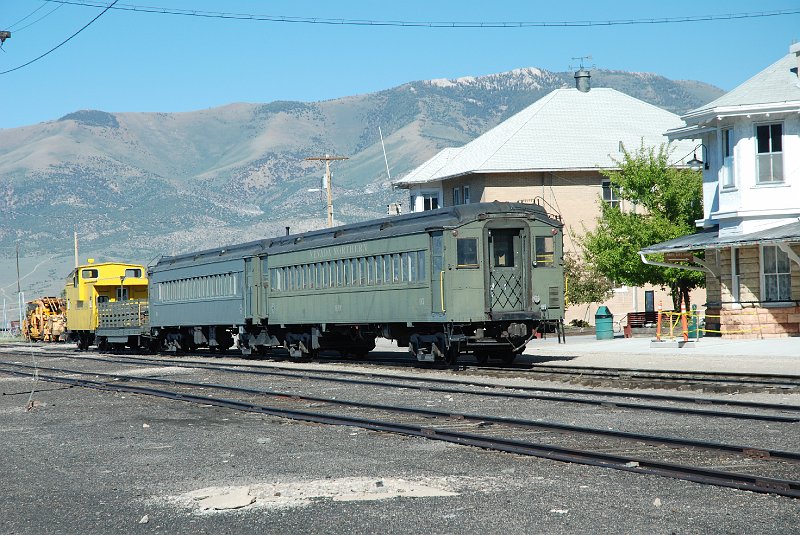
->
left=623, top=311, right=663, bottom=338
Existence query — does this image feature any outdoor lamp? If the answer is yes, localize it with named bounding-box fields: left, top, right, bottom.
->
left=686, top=144, right=709, bottom=171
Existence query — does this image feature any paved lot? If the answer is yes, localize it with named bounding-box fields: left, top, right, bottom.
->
left=520, top=334, right=800, bottom=375
left=1, top=341, right=799, bottom=534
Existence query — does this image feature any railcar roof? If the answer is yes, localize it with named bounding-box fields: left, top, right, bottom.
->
left=152, top=202, right=560, bottom=271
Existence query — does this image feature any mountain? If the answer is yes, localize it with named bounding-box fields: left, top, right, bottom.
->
left=0, top=67, right=722, bottom=295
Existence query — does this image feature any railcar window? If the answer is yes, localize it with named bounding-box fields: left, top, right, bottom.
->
left=400, top=252, right=409, bottom=281
left=457, top=238, right=479, bottom=268
left=418, top=251, right=427, bottom=280
left=493, top=233, right=515, bottom=267
left=81, top=269, right=98, bottom=279
left=359, top=258, right=367, bottom=285
left=366, top=257, right=374, bottom=285
left=392, top=254, right=401, bottom=282
left=124, top=268, right=142, bottom=278
left=535, top=236, right=555, bottom=266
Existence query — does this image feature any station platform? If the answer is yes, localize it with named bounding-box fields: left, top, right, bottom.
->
left=521, top=334, right=800, bottom=376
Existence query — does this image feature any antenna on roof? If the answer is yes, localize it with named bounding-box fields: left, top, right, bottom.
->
left=379, top=126, right=391, bottom=180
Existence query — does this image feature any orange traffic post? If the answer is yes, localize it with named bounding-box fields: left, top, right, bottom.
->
left=656, top=301, right=662, bottom=342
left=680, top=301, right=689, bottom=342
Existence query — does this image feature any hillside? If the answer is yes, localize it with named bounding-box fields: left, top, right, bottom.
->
left=0, top=66, right=722, bottom=295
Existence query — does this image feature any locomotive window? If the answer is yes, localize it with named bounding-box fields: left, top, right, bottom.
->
left=535, top=236, right=555, bottom=266
left=81, top=269, right=98, bottom=279
left=457, top=239, right=479, bottom=268
left=97, top=295, right=110, bottom=304
left=493, top=233, right=515, bottom=267
left=124, top=268, right=142, bottom=278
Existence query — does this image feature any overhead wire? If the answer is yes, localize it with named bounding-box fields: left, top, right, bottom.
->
left=5, top=2, right=49, bottom=29
left=39, top=1, right=800, bottom=28
left=13, top=3, right=65, bottom=33
left=0, top=0, right=119, bottom=75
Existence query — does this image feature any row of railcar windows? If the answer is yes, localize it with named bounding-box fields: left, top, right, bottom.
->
left=270, top=251, right=427, bottom=292
left=157, top=273, right=239, bottom=302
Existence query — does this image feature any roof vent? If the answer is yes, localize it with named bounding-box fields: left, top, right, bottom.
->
left=574, top=68, right=591, bottom=92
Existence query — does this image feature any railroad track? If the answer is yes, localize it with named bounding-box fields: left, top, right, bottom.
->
left=3, top=349, right=799, bottom=423
left=1, top=361, right=799, bottom=498
left=3, top=343, right=799, bottom=393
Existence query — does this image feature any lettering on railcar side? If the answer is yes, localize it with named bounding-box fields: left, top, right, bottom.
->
left=308, top=243, right=370, bottom=260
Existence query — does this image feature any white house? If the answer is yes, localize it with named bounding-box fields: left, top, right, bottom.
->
left=642, top=43, right=800, bottom=337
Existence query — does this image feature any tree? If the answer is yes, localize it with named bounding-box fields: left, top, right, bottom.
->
left=581, top=142, right=704, bottom=311
left=563, top=252, right=613, bottom=324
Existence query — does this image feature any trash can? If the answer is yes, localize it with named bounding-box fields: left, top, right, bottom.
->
left=687, top=305, right=703, bottom=339
left=595, top=306, right=614, bottom=340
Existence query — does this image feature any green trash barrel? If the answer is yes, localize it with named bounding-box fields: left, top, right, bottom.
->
left=595, top=306, right=614, bottom=340
left=687, top=305, right=703, bottom=339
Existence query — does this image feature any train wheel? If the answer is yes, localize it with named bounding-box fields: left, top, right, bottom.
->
left=500, top=351, right=517, bottom=365
left=445, top=344, right=459, bottom=366
left=474, top=352, right=489, bottom=365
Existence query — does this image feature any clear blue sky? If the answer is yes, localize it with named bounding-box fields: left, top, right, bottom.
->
left=1, top=1, right=798, bottom=128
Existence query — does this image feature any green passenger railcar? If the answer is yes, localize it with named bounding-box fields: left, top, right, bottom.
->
left=248, top=202, right=563, bottom=363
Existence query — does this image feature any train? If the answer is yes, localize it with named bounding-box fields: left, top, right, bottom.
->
left=64, top=202, right=565, bottom=364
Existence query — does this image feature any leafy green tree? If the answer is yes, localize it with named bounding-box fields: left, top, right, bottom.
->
left=563, top=252, right=613, bottom=323
left=581, top=142, right=704, bottom=310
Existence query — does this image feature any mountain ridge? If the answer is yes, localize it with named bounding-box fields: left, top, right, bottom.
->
left=0, top=66, right=723, bottom=296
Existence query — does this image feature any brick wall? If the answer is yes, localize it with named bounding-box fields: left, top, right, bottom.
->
left=716, top=306, right=800, bottom=338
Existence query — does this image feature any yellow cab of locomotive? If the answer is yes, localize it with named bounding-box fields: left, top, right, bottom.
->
left=64, top=259, right=148, bottom=349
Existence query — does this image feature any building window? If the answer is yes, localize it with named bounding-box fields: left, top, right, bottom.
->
left=452, top=187, right=460, bottom=206
left=421, top=192, right=440, bottom=211
left=721, top=128, right=735, bottom=188
left=762, top=245, right=791, bottom=302
left=463, top=185, right=470, bottom=204
left=601, top=180, right=620, bottom=209
left=756, top=123, right=782, bottom=183
left=731, top=247, right=741, bottom=302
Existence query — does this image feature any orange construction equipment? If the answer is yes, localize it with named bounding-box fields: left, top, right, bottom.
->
left=22, top=297, right=66, bottom=342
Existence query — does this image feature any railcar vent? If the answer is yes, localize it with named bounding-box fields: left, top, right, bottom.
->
left=548, top=286, right=560, bottom=308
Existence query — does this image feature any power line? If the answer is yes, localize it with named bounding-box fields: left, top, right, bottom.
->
left=14, top=3, right=65, bottom=33
left=0, top=0, right=118, bottom=75
left=40, top=1, right=800, bottom=28
left=6, top=2, right=48, bottom=29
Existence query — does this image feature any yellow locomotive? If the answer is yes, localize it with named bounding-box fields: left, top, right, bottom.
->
left=64, top=260, right=148, bottom=350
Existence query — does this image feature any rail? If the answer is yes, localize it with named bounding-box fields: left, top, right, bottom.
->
left=97, top=299, right=149, bottom=329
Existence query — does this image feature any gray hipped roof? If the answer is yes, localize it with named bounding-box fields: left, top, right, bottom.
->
left=668, top=46, right=800, bottom=136
left=395, top=87, right=696, bottom=187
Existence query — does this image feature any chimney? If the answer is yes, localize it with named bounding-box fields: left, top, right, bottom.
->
left=574, top=68, right=591, bottom=92
left=791, top=42, right=800, bottom=78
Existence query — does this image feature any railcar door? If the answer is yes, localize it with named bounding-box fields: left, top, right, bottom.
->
left=430, top=231, right=446, bottom=317
left=486, top=228, right=528, bottom=313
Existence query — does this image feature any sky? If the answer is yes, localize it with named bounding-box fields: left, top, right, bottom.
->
left=0, top=0, right=798, bottom=129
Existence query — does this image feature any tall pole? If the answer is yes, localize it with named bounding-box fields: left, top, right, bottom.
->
left=74, top=229, right=79, bottom=268
left=305, top=154, right=348, bottom=228
left=16, top=242, right=23, bottom=333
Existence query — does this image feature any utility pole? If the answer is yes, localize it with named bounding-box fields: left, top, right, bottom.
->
left=305, top=154, right=348, bottom=228
left=74, top=229, right=79, bottom=268
left=15, top=241, right=23, bottom=334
